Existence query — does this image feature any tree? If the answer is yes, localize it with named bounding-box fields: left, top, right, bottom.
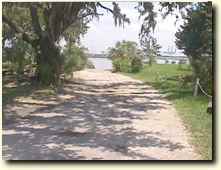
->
left=137, top=1, right=212, bottom=92
left=3, top=2, right=210, bottom=86
left=3, top=2, right=130, bottom=85
left=136, top=2, right=190, bottom=67
left=141, top=36, right=161, bottom=66
left=62, top=44, right=88, bottom=79
left=175, top=2, right=212, bottom=94
left=136, top=2, right=191, bottom=42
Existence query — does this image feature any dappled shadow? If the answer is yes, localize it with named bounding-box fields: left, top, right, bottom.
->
left=3, top=73, right=186, bottom=160
left=3, top=79, right=34, bottom=105
left=2, top=73, right=59, bottom=125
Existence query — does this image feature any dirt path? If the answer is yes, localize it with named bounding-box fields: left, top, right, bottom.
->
left=3, top=69, right=200, bottom=160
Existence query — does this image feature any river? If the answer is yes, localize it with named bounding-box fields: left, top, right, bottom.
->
left=88, top=58, right=113, bottom=70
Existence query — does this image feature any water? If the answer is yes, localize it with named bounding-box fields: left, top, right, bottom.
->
left=89, top=57, right=188, bottom=71
left=89, top=58, right=113, bottom=70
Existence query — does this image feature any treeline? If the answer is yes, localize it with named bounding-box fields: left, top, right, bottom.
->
left=2, top=2, right=212, bottom=94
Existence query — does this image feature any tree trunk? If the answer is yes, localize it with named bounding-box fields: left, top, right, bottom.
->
left=36, top=35, right=63, bottom=86
left=149, top=56, right=153, bottom=66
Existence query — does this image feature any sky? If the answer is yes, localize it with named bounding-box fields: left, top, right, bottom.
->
left=81, top=2, right=184, bottom=54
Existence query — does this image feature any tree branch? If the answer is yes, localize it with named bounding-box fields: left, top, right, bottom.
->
left=97, top=2, right=114, bottom=13
left=2, top=15, right=38, bottom=47
left=77, top=12, right=103, bottom=20
left=97, top=2, right=130, bottom=27
left=2, top=15, right=23, bottom=34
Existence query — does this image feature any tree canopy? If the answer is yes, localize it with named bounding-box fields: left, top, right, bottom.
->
left=3, top=2, right=130, bottom=85
left=175, top=2, right=212, bottom=57
left=141, top=37, right=161, bottom=66
left=175, top=2, right=212, bottom=94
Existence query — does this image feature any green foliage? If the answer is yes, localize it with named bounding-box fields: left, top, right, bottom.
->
left=119, top=58, right=131, bottom=73
left=108, top=40, right=143, bottom=73
left=63, top=44, right=88, bottom=78
left=3, top=38, right=34, bottom=78
left=131, top=57, right=143, bottom=72
left=112, top=58, right=130, bottom=72
left=3, top=2, right=130, bottom=86
left=175, top=2, right=212, bottom=57
left=141, top=37, right=161, bottom=67
left=108, top=40, right=138, bottom=59
left=112, top=57, right=143, bottom=73
left=3, top=2, right=130, bottom=45
left=175, top=2, right=212, bottom=95
left=112, top=58, right=121, bottom=72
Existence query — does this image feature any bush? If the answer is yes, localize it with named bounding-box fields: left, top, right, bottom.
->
left=112, top=57, right=143, bottom=73
left=120, top=58, right=131, bottom=72
left=108, top=40, right=143, bottom=73
left=3, top=39, right=34, bottom=77
left=112, top=58, right=131, bottom=72
left=63, top=45, right=87, bottom=78
left=112, top=58, right=121, bottom=72
left=131, top=57, right=143, bottom=72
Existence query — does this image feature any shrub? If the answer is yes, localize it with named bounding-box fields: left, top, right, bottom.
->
left=119, top=58, right=131, bottom=72
left=112, top=57, right=131, bottom=72
left=112, top=58, right=121, bottom=72
left=3, top=39, right=34, bottom=77
left=112, top=57, right=143, bottom=73
left=108, top=40, right=143, bottom=73
left=131, top=57, right=143, bottom=72
left=63, top=45, right=87, bottom=78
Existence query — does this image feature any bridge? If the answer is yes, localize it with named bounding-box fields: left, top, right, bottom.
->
left=87, top=53, right=108, bottom=58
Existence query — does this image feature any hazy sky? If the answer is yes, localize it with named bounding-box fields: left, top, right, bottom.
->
left=81, top=2, right=184, bottom=54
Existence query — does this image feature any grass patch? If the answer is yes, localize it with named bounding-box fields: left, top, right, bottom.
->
left=125, top=64, right=212, bottom=160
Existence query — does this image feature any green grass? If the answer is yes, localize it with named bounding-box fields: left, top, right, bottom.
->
left=125, top=64, right=212, bottom=160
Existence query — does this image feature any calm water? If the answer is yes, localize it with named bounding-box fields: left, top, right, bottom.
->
left=89, top=57, right=188, bottom=70
left=89, top=58, right=113, bottom=70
